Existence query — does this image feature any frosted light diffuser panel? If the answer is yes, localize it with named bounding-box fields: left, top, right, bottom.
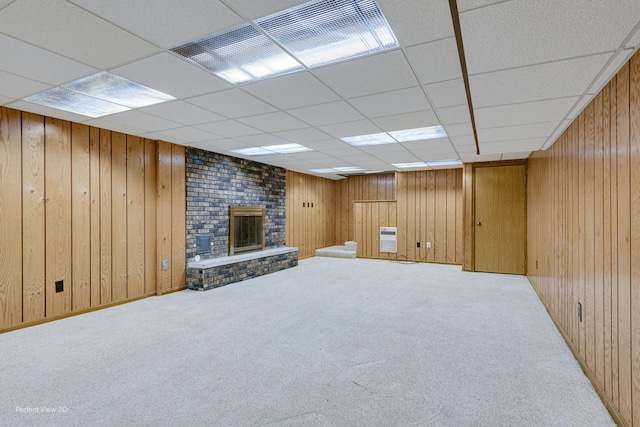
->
left=389, top=125, right=447, bottom=142
left=24, top=87, right=131, bottom=118
left=64, top=72, right=175, bottom=108
left=256, top=0, right=398, bottom=68
left=172, top=24, right=304, bottom=84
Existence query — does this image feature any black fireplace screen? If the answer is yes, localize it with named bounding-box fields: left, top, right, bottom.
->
left=229, top=206, right=265, bottom=255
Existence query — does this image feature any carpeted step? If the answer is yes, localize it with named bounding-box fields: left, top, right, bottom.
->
left=315, top=245, right=356, bottom=259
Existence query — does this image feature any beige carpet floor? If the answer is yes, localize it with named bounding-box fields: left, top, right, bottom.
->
left=1, top=257, right=613, bottom=426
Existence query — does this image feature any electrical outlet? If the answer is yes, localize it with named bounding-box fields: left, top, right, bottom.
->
left=426, top=242, right=431, bottom=249
left=416, top=242, right=420, bottom=248
left=162, top=260, right=169, bottom=271
left=55, top=280, right=63, bottom=293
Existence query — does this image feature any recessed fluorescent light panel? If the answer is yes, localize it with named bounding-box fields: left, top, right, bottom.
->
left=388, top=125, right=447, bottom=142
left=256, top=0, right=398, bottom=68
left=310, top=168, right=340, bottom=173
left=341, top=132, right=396, bottom=146
left=64, top=72, right=175, bottom=108
left=392, top=162, right=428, bottom=169
left=426, top=159, right=462, bottom=167
left=172, top=24, right=304, bottom=84
left=24, top=87, right=131, bottom=118
left=230, top=143, right=312, bottom=156
left=334, top=166, right=365, bottom=172
left=263, top=143, right=312, bottom=154
left=229, top=147, right=275, bottom=156
left=309, top=166, right=366, bottom=173
left=24, top=72, right=175, bottom=118
left=341, top=126, right=448, bottom=147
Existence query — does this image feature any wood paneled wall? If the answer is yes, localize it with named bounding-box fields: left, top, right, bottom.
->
left=0, top=107, right=186, bottom=332
left=527, top=52, right=640, bottom=427
left=287, top=171, right=463, bottom=264
left=395, top=170, right=463, bottom=264
left=353, top=201, right=397, bottom=259
left=285, top=170, right=336, bottom=259
left=334, top=174, right=395, bottom=243
left=158, top=141, right=186, bottom=294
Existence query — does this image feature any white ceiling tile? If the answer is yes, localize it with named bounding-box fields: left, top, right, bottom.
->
left=317, top=146, right=364, bottom=156
left=273, top=127, right=331, bottom=143
left=444, top=122, right=473, bottom=136
left=349, top=87, right=430, bottom=118
left=475, top=97, right=579, bottom=129
left=372, top=110, right=440, bottom=132
left=470, top=53, right=611, bottom=108
left=373, top=151, right=420, bottom=162
left=221, top=0, right=305, bottom=19
left=70, top=0, right=243, bottom=48
left=8, top=99, right=91, bottom=124
left=140, top=101, right=225, bottom=126
left=0, top=0, right=159, bottom=69
left=406, top=38, right=462, bottom=84
left=287, top=151, right=334, bottom=161
left=416, top=152, right=461, bottom=163
left=234, top=133, right=287, bottom=145
left=196, top=120, right=260, bottom=138
left=456, top=144, right=480, bottom=154
left=288, top=101, right=364, bottom=126
left=401, top=138, right=452, bottom=152
left=449, top=134, right=476, bottom=146
left=338, top=153, right=389, bottom=164
left=103, top=111, right=182, bottom=132
left=318, top=120, right=382, bottom=138
left=113, top=53, right=232, bottom=99
left=437, top=105, right=470, bottom=125
left=424, top=79, right=467, bottom=108
left=459, top=152, right=502, bottom=163
left=0, top=70, right=50, bottom=99
left=480, top=138, right=546, bottom=154
left=355, top=163, right=395, bottom=171
left=458, top=0, right=507, bottom=12
left=0, top=34, right=97, bottom=85
left=500, top=151, right=532, bottom=160
left=313, top=50, right=418, bottom=98
left=82, top=118, right=146, bottom=136
left=478, top=121, right=559, bottom=143
left=156, top=126, right=219, bottom=143
left=461, top=0, right=640, bottom=74
left=378, top=0, right=454, bottom=47
left=188, top=89, right=277, bottom=118
left=361, top=144, right=410, bottom=155
left=191, top=140, right=250, bottom=152
left=244, top=72, right=339, bottom=110
left=238, top=112, right=307, bottom=133
left=0, top=95, right=11, bottom=105
left=303, top=140, right=351, bottom=152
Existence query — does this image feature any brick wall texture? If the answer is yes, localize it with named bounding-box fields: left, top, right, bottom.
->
left=185, top=147, right=287, bottom=261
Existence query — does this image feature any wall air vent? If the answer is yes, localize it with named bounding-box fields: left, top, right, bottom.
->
left=380, top=227, right=397, bottom=253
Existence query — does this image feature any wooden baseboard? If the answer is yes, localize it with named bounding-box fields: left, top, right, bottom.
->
left=157, top=286, right=187, bottom=296
left=0, top=292, right=156, bottom=335
left=526, top=276, right=626, bottom=427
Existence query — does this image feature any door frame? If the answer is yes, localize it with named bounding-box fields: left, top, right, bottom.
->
left=467, top=160, right=528, bottom=273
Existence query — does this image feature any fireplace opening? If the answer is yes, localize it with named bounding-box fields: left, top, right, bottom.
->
left=229, top=206, right=266, bottom=256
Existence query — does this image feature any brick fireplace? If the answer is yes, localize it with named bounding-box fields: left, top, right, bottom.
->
left=185, top=148, right=297, bottom=290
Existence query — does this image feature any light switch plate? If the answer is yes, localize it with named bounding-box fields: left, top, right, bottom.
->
left=162, top=260, right=169, bottom=271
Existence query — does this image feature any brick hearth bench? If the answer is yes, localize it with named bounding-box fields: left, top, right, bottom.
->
left=186, top=247, right=298, bottom=291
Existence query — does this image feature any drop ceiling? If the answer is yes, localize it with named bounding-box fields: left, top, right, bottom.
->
left=0, top=0, right=639, bottom=179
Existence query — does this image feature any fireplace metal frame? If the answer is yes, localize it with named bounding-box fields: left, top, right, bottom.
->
left=229, top=206, right=266, bottom=256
